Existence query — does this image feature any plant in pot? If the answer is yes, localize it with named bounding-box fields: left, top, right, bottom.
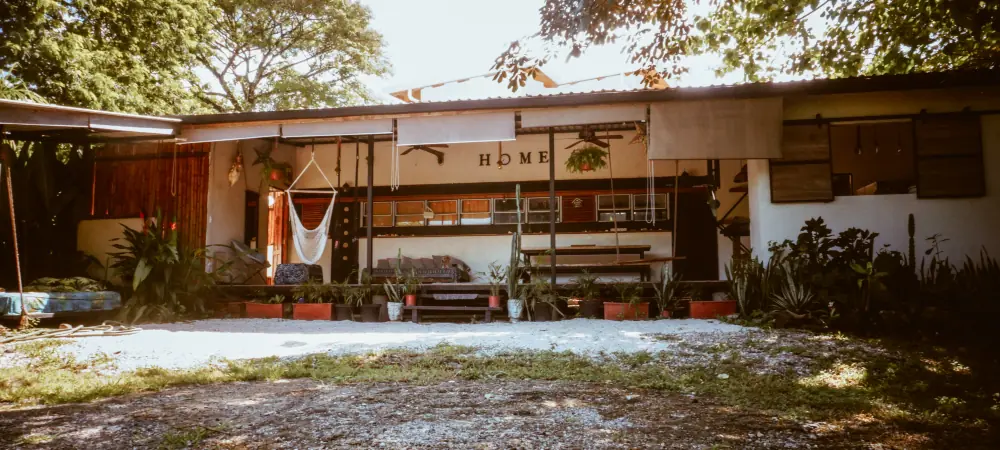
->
left=571, top=270, right=602, bottom=318
left=246, top=294, right=285, bottom=319
left=345, top=285, right=380, bottom=322
left=653, top=265, right=684, bottom=318
left=605, top=280, right=648, bottom=320
left=505, top=263, right=527, bottom=323
left=565, top=145, right=609, bottom=173
left=364, top=271, right=389, bottom=321
left=399, top=268, right=422, bottom=306
left=291, top=281, right=334, bottom=320
left=383, top=277, right=405, bottom=322
left=480, top=261, right=505, bottom=308
left=529, top=278, right=562, bottom=322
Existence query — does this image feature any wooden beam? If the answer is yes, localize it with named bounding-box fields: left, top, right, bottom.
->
left=366, top=134, right=375, bottom=278
left=548, top=127, right=557, bottom=286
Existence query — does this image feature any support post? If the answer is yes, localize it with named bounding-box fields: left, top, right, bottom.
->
left=548, top=128, right=557, bottom=286
left=366, top=135, right=374, bottom=280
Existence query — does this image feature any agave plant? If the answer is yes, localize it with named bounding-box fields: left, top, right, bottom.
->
left=653, top=265, right=683, bottom=314
left=771, top=262, right=816, bottom=318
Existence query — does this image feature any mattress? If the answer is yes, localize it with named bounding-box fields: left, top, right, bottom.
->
left=0, top=291, right=122, bottom=318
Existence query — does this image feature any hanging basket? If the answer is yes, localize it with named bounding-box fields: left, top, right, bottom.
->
left=565, top=146, right=609, bottom=174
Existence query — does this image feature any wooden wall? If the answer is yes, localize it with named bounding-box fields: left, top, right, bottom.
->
left=92, top=143, right=210, bottom=250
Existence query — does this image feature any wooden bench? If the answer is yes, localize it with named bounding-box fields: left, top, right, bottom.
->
left=404, top=305, right=503, bottom=323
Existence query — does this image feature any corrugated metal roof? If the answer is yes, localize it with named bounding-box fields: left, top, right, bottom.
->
left=179, top=70, right=1000, bottom=125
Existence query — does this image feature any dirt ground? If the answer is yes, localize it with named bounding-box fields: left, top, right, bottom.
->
left=0, top=379, right=940, bottom=449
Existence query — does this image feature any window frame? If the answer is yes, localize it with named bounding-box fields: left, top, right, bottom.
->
left=459, top=198, right=492, bottom=225
left=526, top=196, right=561, bottom=223
left=596, top=194, right=632, bottom=222
left=632, top=193, right=668, bottom=222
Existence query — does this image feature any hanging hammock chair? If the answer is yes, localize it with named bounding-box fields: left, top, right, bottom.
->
left=285, top=148, right=337, bottom=265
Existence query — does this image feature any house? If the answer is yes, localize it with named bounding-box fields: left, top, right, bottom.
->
left=3, top=70, right=998, bottom=290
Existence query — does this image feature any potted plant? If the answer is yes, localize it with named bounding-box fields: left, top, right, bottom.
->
left=246, top=294, right=284, bottom=319
left=604, top=280, right=648, bottom=320
left=365, top=271, right=389, bottom=321
left=571, top=270, right=602, bottom=318
left=399, top=268, right=421, bottom=306
left=480, top=261, right=505, bottom=308
left=291, top=281, right=333, bottom=320
left=505, top=263, right=527, bottom=323
left=343, top=285, right=379, bottom=322
left=565, top=145, right=609, bottom=173
left=529, top=278, right=560, bottom=322
left=653, top=265, right=683, bottom=318
left=689, top=285, right=738, bottom=319
left=383, top=277, right=405, bottom=322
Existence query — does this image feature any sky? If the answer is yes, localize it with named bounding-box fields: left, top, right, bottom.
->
left=358, top=0, right=748, bottom=104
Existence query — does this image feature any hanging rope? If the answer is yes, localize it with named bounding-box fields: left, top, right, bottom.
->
left=390, top=130, right=401, bottom=191
left=1, top=321, right=141, bottom=344
left=607, top=128, right=621, bottom=262
left=672, top=160, right=680, bottom=260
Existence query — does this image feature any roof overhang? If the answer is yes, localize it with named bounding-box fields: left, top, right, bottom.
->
left=0, top=99, right=181, bottom=143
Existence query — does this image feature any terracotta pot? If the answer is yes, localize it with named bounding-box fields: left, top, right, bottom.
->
left=246, top=303, right=283, bottom=319
left=404, top=294, right=418, bottom=306
left=579, top=299, right=602, bottom=318
left=580, top=162, right=593, bottom=171
left=603, top=302, right=650, bottom=321
left=268, top=167, right=284, bottom=182
left=359, top=304, right=381, bottom=322
left=660, top=310, right=672, bottom=318
left=292, top=303, right=332, bottom=320
left=533, top=303, right=553, bottom=322
left=689, top=300, right=738, bottom=319
left=334, top=304, right=354, bottom=321
left=488, top=295, right=501, bottom=308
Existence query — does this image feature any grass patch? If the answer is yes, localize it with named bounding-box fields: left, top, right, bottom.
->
left=3, top=336, right=999, bottom=441
left=158, top=425, right=224, bottom=450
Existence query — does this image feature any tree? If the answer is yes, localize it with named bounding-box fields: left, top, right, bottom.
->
left=0, top=0, right=215, bottom=114
left=493, top=0, right=999, bottom=89
left=194, top=0, right=389, bottom=113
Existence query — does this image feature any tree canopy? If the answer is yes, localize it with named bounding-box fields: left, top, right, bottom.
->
left=1, top=0, right=389, bottom=114
left=0, top=0, right=215, bottom=114
left=194, top=0, right=389, bottom=113
left=494, top=0, right=999, bottom=89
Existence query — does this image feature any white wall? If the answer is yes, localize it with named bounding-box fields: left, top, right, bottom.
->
left=76, top=218, right=144, bottom=281
left=749, top=107, right=1000, bottom=261
left=358, top=231, right=673, bottom=283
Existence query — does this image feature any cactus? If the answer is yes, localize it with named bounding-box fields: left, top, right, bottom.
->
left=907, top=213, right=916, bottom=270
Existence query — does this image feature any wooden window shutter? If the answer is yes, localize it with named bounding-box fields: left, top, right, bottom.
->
left=915, top=116, right=985, bottom=198
left=769, top=124, right=834, bottom=203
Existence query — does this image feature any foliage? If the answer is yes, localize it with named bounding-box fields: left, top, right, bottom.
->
left=570, top=270, right=601, bottom=301
left=109, top=212, right=229, bottom=323
left=342, top=285, right=367, bottom=307
left=291, top=281, right=332, bottom=304
left=770, top=262, right=817, bottom=317
left=479, top=261, right=506, bottom=297
left=250, top=145, right=292, bottom=188
left=194, top=0, right=389, bottom=112
left=23, top=277, right=105, bottom=293
left=564, top=146, right=609, bottom=173
left=505, top=185, right=529, bottom=302
left=265, top=295, right=285, bottom=305
left=611, top=281, right=642, bottom=306
left=0, top=0, right=214, bottom=114
left=383, top=278, right=403, bottom=304
left=494, top=1, right=999, bottom=89
left=652, top=265, right=683, bottom=313
left=528, top=278, right=557, bottom=312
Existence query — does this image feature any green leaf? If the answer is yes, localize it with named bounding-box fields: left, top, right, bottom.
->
left=133, top=258, right=152, bottom=291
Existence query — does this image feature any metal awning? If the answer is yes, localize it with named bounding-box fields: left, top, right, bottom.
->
left=0, top=99, right=181, bottom=143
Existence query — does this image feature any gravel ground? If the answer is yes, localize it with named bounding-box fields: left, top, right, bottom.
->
left=4, top=318, right=749, bottom=372
left=0, top=379, right=840, bottom=449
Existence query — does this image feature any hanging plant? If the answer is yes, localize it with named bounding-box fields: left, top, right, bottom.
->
left=565, top=145, right=609, bottom=173
left=251, top=147, right=292, bottom=187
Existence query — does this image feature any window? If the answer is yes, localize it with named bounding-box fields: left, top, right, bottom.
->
left=394, top=200, right=426, bottom=226
left=362, top=202, right=393, bottom=227
left=633, top=193, right=668, bottom=222
left=830, top=122, right=915, bottom=196
left=493, top=198, right=525, bottom=224
left=427, top=200, right=458, bottom=226
left=597, top=194, right=630, bottom=222
left=527, top=197, right=560, bottom=223
left=460, top=199, right=491, bottom=225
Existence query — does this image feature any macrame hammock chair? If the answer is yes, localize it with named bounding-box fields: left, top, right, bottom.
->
left=286, top=147, right=337, bottom=265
